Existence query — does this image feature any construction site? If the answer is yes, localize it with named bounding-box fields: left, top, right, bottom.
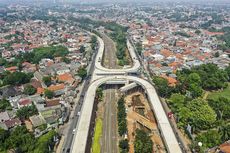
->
left=124, top=89, right=166, bottom=153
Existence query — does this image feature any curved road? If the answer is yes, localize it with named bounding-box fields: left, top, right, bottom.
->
left=70, top=32, right=182, bottom=153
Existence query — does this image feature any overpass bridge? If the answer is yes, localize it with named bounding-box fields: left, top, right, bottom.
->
left=70, top=32, right=182, bottom=153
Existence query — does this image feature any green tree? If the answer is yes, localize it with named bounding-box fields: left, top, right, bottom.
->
left=61, top=56, right=71, bottom=64
left=91, top=35, right=97, bottom=50
left=208, top=97, right=230, bottom=120
left=77, top=67, right=87, bottom=79
left=187, top=73, right=201, bottom=85
left=34, top=130, right=57, bottom=153
left=79, top=45, right=85, bottom=53
left=0, top=99, right=12, bottom=111
left=43, top=76, right=52, bottom=87
left=119, top=139, right=129, bottom=153
left=187, top=99, right=216, bottom=131
left=195, top=130, right=221, bottom=149
left=44, top=89, right=54, bottom=99
left=16, top=104, right=38, bottom=120
left=24, top=85, right=37, bottom=95
left=117, top=97, right=127, bottom=136
left=3, top=72, right=32, bottom=86
left=152, top=76, right=173, bottom=97
left=188, top=83, right=203, bottom=98
left=134, top=129, right=153, bottom=153
left=168, top=93, right=186, bottom=113
left=3, top=126, right=36, bottom=152
left=219, top=124, right=230, bottom=142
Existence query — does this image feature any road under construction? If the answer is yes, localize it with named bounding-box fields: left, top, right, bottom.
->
left=70, top=30, right=182, bottom=153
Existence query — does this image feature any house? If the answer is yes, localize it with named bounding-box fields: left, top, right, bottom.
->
left=0, top=86, right=19, bottom=98
left=57, top=73, right=75, bottom=84
left=0, top=111, right=10, bottom=122
left=5, top=66, right=18, bottom=73
left=40, top=108, right=62, bottom=124
left=22, top=62, right=36, bottom=73
left=47, top=84, right=66, bottom=96
left=0, top=118, right=21, bottom=130
left=29, top=115, right=45, bottom=128
left=18, top=98, right=32, bottom=108
left=161, top=75, right=178, bottom=87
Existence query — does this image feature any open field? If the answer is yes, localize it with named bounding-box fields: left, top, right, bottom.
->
left=92, top=118, right=103, bottom=153
left=207, top=83, right=230, bottom=100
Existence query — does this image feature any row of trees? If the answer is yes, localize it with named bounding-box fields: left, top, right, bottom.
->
left=109, top=24, right=129, bottom=66
left=0, top=126, right=57, bottom=153
left=117, top=97, right=127, bottom=136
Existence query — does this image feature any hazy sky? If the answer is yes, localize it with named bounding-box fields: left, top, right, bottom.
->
left=1, top=0, right=230, bottom=4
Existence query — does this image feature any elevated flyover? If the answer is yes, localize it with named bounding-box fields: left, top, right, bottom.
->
left=70, top=31, right=182, bottom=153
left=93, top=34, right=141, bottom=76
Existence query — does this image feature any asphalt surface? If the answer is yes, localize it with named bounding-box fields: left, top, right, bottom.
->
left=100, top=32, right=119, bottom=153
left=100, top=32, right=118, bottom=69
left=62, top=47, right=97, bottom=153
left=101, top=86, right=118, bottom=153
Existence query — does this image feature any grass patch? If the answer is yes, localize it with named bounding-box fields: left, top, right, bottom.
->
left=207, top=83, right=230, bottom=100
left=92, top=118, right=103, bottom=153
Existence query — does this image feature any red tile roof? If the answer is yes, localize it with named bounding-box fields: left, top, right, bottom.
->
left=19, top=99, right=32, bottom=106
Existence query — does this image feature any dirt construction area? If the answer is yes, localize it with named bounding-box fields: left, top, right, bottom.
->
left=125, top=92, right=166, bottom=153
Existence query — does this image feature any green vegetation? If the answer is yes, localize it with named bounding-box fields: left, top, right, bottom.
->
left=177, top=64, right=228, bottom=91
left=117, top=97, right=127, bottom=136
left=44, top=89, right=54, bottom=99
left=61, top=57, right=71, bottom=64
left=136, top=42, right=142, bottom=55
left=119, top=139, right=129, bottom=153
left=154, top=64, right=230, bottom=151
left=0, top=99, right=12, bottom=111
left=24, top=85, right=37, bottom=95
left=16, top=104, right=38, bottom=120
left=134, top=129, right=153, bottom=153
left=33, top=130, right=57, bottom=153
left=207, top=84, right=230, bottom=101
left=79, top=45, right=85, bottom=53
left=74, top=17, right=129, bottom=66
left=91, top=35, right=97, bottom=50
left=0, top=45, right=69, bottom=68
left=92, top=118, right=103, bottom=153
left=174, top=31, right=191, bottom=38
left=108, top=24, right=129, bottom=66
left=37, top=124, right=47, bottom=131
left=42, top=76, right=52, bottom=87
left=77, top=67, right=87, bottom=79
left=194, top=130, right=221, bottom=152
left=1, top=71, right=33, bottom=86
left=96, top=87, right=103, bottom=101
left=208, top=97, right=230, bottom=120
left=152, top=76, right=174, bottom=97
left=0, top=126, right=57, bottom=153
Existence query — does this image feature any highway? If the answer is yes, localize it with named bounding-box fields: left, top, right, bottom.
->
left=62, top=43, right=98, bottom=153
left=70, top=31, right=182, bottom=153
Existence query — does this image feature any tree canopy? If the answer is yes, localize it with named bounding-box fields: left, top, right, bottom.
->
left=134, top=129, right=153, bottom=153
left=0, top=126, right=57, bottom=153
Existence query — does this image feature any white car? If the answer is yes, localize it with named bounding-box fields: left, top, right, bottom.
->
left=72, top=129, right=76, bottom=134
left=77, top=112, right=81, bottom=116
